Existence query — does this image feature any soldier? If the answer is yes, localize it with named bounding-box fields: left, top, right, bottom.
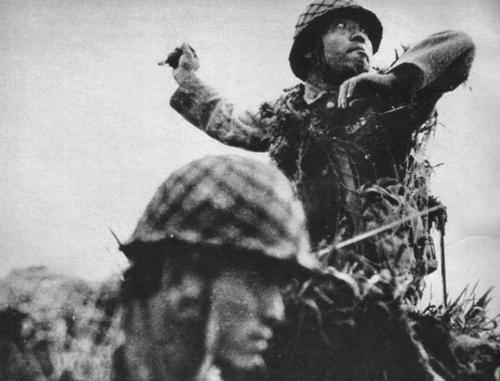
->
left=165, top=0, right=475, bottom=288
left=114, top=155, right=319, bottom=381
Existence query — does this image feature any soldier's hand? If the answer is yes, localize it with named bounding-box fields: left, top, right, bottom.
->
left=338, top=72, right=397, bottom=109
left=164, top=43, right=200, bottom=85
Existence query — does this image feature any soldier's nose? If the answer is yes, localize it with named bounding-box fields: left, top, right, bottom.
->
left=260, top=288, right=285, bottom=327
left=351, top=31, right=367, bottom=44
left=250, top=325, right=273, bottom=342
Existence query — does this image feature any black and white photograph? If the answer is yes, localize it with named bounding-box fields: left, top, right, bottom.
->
left=1, top=0, right=499, bottom=379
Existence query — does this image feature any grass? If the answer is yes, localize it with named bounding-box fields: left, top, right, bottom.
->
left=422, top=284, right=499, bottom=341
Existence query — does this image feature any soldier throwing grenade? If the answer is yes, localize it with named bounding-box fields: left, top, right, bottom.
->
left=162, top=0, right=475, bottom=295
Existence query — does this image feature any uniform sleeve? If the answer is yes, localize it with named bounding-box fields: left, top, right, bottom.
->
left=388, top=30, right=476, bottom=94
left=169, top=74, right=271, bottom=152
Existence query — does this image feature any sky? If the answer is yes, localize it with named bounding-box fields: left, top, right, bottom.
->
left=1, top=0, right=499, bottom=311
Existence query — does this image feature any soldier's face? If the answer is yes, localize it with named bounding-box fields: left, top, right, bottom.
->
left=209, top=268, right=285, bottom=372
left=321, top=17, right=373, bottom=77
left=125, top=261, right=286, bottom=378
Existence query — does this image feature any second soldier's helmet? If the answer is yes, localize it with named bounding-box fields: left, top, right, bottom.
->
left=121, top=155, right=319, bottom=275
left=289, top=0, right=383, bottom=80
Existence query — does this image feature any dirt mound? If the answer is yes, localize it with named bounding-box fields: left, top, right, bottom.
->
left=0, top=266, right=122, bottom=381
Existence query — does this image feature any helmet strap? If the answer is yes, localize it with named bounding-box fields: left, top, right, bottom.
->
left=306, top=42, right=346, bottom=88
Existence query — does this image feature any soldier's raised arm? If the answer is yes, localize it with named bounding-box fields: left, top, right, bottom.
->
left=337, top=30, right=475, bottom=108
left=388, top=30, right=476, bottom=94
left=164, top=43, right=271, bottom=152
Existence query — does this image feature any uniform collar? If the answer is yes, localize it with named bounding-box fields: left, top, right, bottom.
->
left=303, top=81, right=339, bottom=106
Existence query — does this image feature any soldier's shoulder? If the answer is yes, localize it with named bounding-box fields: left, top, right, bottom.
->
left=282, top=83, right=305, bottom=98
left=272, top=83, right=306, bottom=111
left=258, top=84, right=305, bottom=116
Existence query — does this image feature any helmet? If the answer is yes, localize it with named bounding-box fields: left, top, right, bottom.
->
left=121, top=155, right=319, bottom=274
left=289, top=0, right=383, bottom=80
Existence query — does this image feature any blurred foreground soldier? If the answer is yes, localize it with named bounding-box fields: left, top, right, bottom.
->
left=164, top=0, right=475, bottom=291
left=114, top=155, right=319, bottom=381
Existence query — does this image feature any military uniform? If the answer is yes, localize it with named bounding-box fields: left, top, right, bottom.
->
left=171, top=30, right=473, bottom=241
left=170, top=24, right=474, bottom=286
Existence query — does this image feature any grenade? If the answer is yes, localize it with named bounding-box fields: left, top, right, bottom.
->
left=158, top=45, right=196, bottom=68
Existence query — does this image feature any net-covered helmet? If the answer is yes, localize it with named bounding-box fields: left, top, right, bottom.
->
left=121, top=155, right=319, bottom=274
left=289, top=0, right=383, bottom=80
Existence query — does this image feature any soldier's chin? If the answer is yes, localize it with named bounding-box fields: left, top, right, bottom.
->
left=351, top=59, right=370, bottom=75
left=221, top=352, right=266, bottom=372
left=216, top=354, right=268, bottom=381
left=325, top=61, right=369, bottom=82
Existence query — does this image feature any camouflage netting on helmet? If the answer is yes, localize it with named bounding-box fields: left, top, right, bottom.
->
left=121, top=155, right=317, bottom=275
left=289, top=0, right=383, bottom=80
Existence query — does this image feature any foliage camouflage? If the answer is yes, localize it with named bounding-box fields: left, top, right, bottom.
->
left=0, top=264, right=498, bottom=380
left=1, top=87, right=494, bottom=381
left=0, top=266, right=122, bottom=381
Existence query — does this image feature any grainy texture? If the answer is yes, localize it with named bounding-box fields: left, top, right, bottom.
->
left=1, top=266, right=498, bottom=380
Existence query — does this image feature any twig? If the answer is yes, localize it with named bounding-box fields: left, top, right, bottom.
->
left=318, top=205, right=444, bottom=259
